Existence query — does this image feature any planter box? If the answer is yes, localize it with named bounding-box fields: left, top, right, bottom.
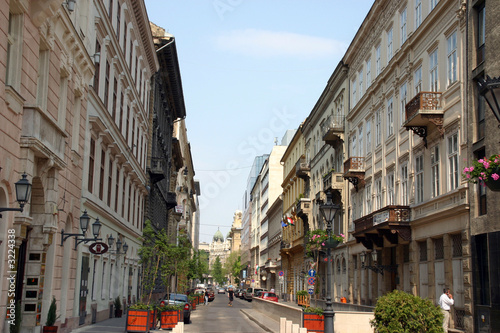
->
left=303, top=312, right=324, bottom=333
left=297, top=295, right=310, bottom=307
left=126, top=308, right=155, bottom=332
left=159, top=310, right=180, bottom=329
left=42, top=327, right=58, bottom=333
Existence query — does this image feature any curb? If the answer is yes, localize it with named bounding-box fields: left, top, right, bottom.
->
left=240, top=309, right=277, bottom=333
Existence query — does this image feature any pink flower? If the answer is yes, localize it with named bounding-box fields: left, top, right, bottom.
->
left=483, top=161, right=490, bottom=169
left=321, top=242, right=325, bottom=246
left=466, top=174, right=471, bottom=179
left=340, top=234, right=345, bottom=238
left=478, top=159, right=484, bottom=163
left=463, top=167, right=470, bottom=173
left=470, top=167, right=474, bottom=172
left=495, top=159, right=499, bottom=164
left=492, top=173, right=499, bottom=181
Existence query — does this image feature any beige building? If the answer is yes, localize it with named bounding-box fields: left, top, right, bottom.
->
left=343, top=0, right=469, bottom=331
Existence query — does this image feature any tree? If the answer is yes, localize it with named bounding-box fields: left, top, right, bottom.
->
left=223, top=250, right=242, bottom=284
left=211, top=256, right=224, bottom=285
left=187, top=250, right=209, bottom=282
left=370, top=290, right=443, bottom=333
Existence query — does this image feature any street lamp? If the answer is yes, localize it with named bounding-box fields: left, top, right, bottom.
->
left=477, top=75, right=500, bottom=124
left=318, top=190, right=341, bottom=333
left=0, top=173, right=32, bottom=218
left=107, top=234, right=128, bottom=255
left=61, top=210, right=102, bottom=248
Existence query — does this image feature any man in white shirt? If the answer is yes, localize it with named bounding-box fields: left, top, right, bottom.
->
left=439, top=288, right=454, bottom=332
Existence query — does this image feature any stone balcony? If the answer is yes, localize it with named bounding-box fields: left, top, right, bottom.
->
left=322, top=114, right=345, bottom=147
left=295, top=156, right=310, bottom=180
left=343, top=157, right=365, bottom=190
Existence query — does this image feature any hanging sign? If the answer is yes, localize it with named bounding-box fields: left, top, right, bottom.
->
left=89, top=242, right=109, bottom=255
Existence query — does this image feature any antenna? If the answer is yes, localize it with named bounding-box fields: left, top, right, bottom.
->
left=274, top=137, right=278, bottom=145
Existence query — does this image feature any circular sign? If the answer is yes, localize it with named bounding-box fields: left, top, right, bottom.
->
left=308, top=269, right=316, bottom=277
left=89, top=242, right=109, bottom=255
left=308, top=286, right=314, bottom=295
left=307, top=277, right=316, bottom=285
left=278, top=271, right=284, bottom=277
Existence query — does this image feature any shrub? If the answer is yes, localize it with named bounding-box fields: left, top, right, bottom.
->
left=370, top=290, right=443, bottom=333
left=303, top=306, right=324, bottom=316
left=114, top=296, right=122, bottom=311
left=296, top=290, right=308, bottom=297
left=45, top=297, right=57, bottom=327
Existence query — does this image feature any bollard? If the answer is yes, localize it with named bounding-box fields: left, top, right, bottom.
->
left=280, top=318, right=287, bottom=333
left=292, top=323, right=299, bottom=333
left=299, top=328, right=307, bottom=333
left=285, top=320, right=292, bottom=333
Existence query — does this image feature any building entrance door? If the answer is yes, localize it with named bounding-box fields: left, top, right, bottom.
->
left=79, top=256, right=89, bottom=325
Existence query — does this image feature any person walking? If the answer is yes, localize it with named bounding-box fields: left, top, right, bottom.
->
left=227, top=288, right=234, bottom=306
left=439, top=288, right=454, bottom=332
left=204, top=289, right=209, bottom=305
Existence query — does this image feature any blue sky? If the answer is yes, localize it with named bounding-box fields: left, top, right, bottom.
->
left=144, top=0, right=375, bottom=244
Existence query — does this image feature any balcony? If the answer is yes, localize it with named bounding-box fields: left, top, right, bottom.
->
left=343, top=157, right=365, bottom=191
left=295, top=156, right=310, bottom=180
left=352, top=205, right=411, bottom=250
left=322, top=115, right=345, bottom=147
left=296, top=198, right=311, bottom=221
left=148, top=157, right=166, bottom=183
left=403, top=92, right=444, bottom=148
left=323, top=170, right=344, bottom=191
left=166, top=191, right=177, bottom=210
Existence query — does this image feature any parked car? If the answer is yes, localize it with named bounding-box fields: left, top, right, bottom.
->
left=254, top=290, right=268, bottom=298
left=206, top=288, right=215, bottom=302
left=159, top=293, right=191, bottom=324
left=260, top=292, right=279, bottom=302
left=244, top=287, right=264, bottom=302
left=236, top=289, right=244, bottom=298
left=217, top=288, right=225, bottom=294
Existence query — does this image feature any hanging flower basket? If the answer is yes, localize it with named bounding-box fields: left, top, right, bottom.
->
left=306, top=229, right=344, bottom=253
left=463, top=155, right=500, bottom=191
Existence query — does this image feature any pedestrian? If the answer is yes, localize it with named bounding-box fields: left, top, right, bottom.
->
left=439, top=288, right=454, bottom=332
left=270, top=288, right=275, bottom=293
left=204, top=289, right=209, bottom=305
left=228, top=287, right=234, bottom=306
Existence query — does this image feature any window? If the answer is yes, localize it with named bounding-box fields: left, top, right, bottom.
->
left=415, top=66, right=422, bottom=94
left=6, top=11, right=23, bottom=89
left=116, top=1, right=121, bottom=41
left=109, top=263, right=114, bottom=298
left=119, top=90, right=124, bottom=131
left=387, top=97, right=394, bottom=136
left=366, top=119, right=372, bottom=154
left=366, top=184, right=372, bottom=213
left=415, top=0, right=422, bottom=29
left=93, top=41, right=101, bottom=93
left=107, top=160, right=113, bottom=206
left=375, top=109, right=381, bottom=146
left=477, top=89, right=485, bottom=140
left=434, top=238, right=444, bottom=260
left=36, top=46, right=50, bottom=111
left=477, top=4, right=485, bottom=64
left=375, top=178, right=382, bottom=210
left=99, top=149, right=105, bottom=200
left=104, top=61, right=110, bottom=109
left=352, top=78, right=357, bottom=106
left=400, top=82, right=408, bottom=125
left=387, top=172, right=395, bottom=205
left=430, top=49, right=439, bottom=92
left=112, top=77, right=117, bottom=120
left=359, top=69, right=364, bottom=97
left=448, top=133, right=459, bottom=190
left=419, top=241, right=427, bottom=261
left=376, top=45, right=381, bottom=76
left=101, top=261, right=107, bottom=299
left=431, top=145, right=440, bottom=198
left=387, top=28, right=393, bottom=62
left=88, top=138, right=95, bottom=192
left=359, top=125, right=364, bottom=157
left=447, top=31, right=457, bottom=86
left=415, top=154, right=424, bottom=203
left=115, top=169, right=119, bottom=211
left=431, top=0, right=439, bottom=10
left=400, top=7, right=407, bottom=45
left=366, top=59, right=372, bottom=88
left=401, top=164, right=409, bottom=205
left=351, top=134, right=357, bottom=157
left=108, top=0, right=113, bottom=18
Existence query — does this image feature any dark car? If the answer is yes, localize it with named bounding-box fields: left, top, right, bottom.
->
left=160, top=293, right=191, bottom=324
left=236, top=289, right=244, bottom=298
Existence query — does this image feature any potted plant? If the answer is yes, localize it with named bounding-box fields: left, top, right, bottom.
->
left=43, top=297, right=58, bottom=333
left=302, top=306, right=324, bottom=332
left=306, top=229, right=345, bottom=253
left=296, top=290, right=309, bottom=306
left=126, top=303, right=155, bottom=332
left=157, top=304, right=181, bottom=329
left=463, top=154, right=500, bottom=191
left=114, top=296, right=122, bottom=318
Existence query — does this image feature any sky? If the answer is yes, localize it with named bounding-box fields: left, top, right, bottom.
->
left=144, top=0, right=375, bottom=244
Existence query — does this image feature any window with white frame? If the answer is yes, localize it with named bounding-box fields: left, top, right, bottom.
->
left=376, top=109, right=381, bottom=146
left=387, top=97, right=394, bottom=136
left=448, top=133, right=459, bottom=190
left=366, top=59, right=372, bottom=88
left=6, top=11, right=23, bottom=90
left=387, top=172, right=395, bottom=205
left=352, top=78, right=357, bottom=106
left=351, top=134, right=357, bottom=157
left=359, top=69, right=364, bottom=97
left=401, top=163, right=409, bottom=205
left=366, top=184, right=372, bottom=213
left=387, top=28, right=393, bottom=62
left=366, top=119, right=372, bottom=154
left=430, top=49, right=439, bottom=92
left=375, top=178, right=382, bottom=210
left=376, top=45, right=381, bottom=76
left=400, top=82, right=408, bottom=125
left=359, top=125, right=364, bottom=157
left=415, top=0, right=422, bottom=28
left=415, top=154, right=424, bottom=203
left=415, top=66, right=422, bottom=94
left=431, top=145, right=440, bottom=197
left=400, top=7, right=407, bottom=45
left=431, top=0, right=439, bottom=10
left=447, top=31, right=457, bottom=86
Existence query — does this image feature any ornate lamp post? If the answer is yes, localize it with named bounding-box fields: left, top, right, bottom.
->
left=0, top=172, right=32, bottom=218
left=319, top=190, right=341, bottom=333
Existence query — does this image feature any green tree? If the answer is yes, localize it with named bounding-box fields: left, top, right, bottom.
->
left=211, top=256, right=224, bottom=285
left=370, top=289, right=443, bottom=333
left=187, top=250, right=209, bottom=282
left=223, top=250, right=242, bottom=284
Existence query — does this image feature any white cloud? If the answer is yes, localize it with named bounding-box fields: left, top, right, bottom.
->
left=214, top=29, right=347, bottom=58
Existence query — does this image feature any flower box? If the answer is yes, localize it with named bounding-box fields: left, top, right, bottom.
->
left=159, top=309, right=180, bottom=330
left=302, top=312, right=324, bottom=333
left=126, top=308, right=154, bottom=332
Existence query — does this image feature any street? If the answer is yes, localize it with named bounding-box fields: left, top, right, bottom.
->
left=183, top=294, right=267, bottom=333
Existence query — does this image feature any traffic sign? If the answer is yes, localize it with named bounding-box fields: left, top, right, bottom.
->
left=278, top=271, right=284, bottom=277
left=308, top=286, right=314, bottom=295
left=307, top=277, right=316, bottom=285
left=308, top=269, right=316, bottom=277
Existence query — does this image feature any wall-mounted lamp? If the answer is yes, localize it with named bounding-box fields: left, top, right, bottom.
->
left=61, top=210, right=102, bottom=248
left=477, top=75, right=500, bottom=124
left=0, top=173, right=32, bottom=218
left=107, top=234, right=128, bottom=255
left=360, top=249, right=397, bottom=275
left=64, top=0, right=76, bottom=12
left=92, top=52, right=100, bottom=64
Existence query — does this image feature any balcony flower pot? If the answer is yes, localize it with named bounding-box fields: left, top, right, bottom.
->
left=463, top=155, right=500, bottom=191
left=302, top=307, right=324, bottom=333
